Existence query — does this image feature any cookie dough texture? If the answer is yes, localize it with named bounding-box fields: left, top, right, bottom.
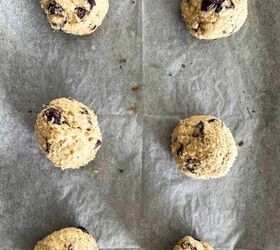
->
left=34, top=227, right=99, bottom=250
left=173, top=236, right=214, bottom=250
left=181, top=0, right=248, bottom=39
left=35, top=98, right=102, bottom=170
left=171, top=115, right=237, bottom=179
left=40, top=0, right=109, bottom=35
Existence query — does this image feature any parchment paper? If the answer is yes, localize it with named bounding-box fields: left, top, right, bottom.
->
left=0, top=0, right=279, bottom=249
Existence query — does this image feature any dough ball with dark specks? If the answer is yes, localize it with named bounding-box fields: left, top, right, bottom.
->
left=181, top=0, right=248, bottom=39
left=34, top=227, right=99, bottom=250
left=173, top=235, right=214, bottom=250
left=40, top=0, right=109, bottom=35
left=35, top=97, right=102, bottom=170
left=171, top=115, right=237, bottom=179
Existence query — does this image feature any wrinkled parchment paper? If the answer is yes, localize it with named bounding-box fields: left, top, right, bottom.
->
left=0, top=0, right=279, bottom=249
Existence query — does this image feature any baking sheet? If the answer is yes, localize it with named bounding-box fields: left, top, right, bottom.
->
left=0, top=0, right=279, bottom=249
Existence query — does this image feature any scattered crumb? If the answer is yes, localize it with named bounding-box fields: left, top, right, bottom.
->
left=169, top=73, right=172, bottom=77
left=181, top=64, right=186, bottom=68
left=93, top=170, right=100, bottom=174
left=252, top=110, right=256, bottom=113
left=119, top=58, right=127, bottom=64
left=118, top=169, right=124, bottom=173
left=28, top=110, right=32, bottom=113
left=119, top=58, right=127, bottom=69
left=238, top=141, right=244, bottom=147
left=131, top=85, right=140, bottom=92
left=247, top=107, right=251, bottom=115
left=131, top=0, right=135, bottom=3
left=127, top=107, right=138, bottom=113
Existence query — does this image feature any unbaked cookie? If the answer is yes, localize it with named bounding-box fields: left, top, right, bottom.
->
left=171, top=115, right=237, bottom=179
left=34, top=227, right=99, bottom=250
left=40, top=0, right=109, bottom=35
left=180, top=0, right=248, bottom=39
left=173, top=236, right=214, bottom=250
left=35, top=97, right=102, bottom=170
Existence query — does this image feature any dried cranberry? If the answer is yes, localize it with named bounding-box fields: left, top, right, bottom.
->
left=201, top=0, right=224, bottom=13
left=176, top=143, right=184, bottom=156
left=44, top=108, right=61, bottom=125
left=180, top=242, right=197, bottom=250
left=77, top=226, right=90, bottom=235
left=80, top=107, right=89, bottom=115
left=208, top=118, right=217, bottom=123
left=75, top=7, right=87, bottom=19
left=215, top=4, right=223, bottom=13
left=47, top=1, right=63, bottom=15
left=193, top=121, right=205, bottom=138
left=185, top=158, right=201, bottom=173
left=88, top=0, right=96, bottom=7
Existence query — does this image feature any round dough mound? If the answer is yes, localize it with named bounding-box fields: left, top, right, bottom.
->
left=171, top=115, right=237, bottom=179
left=35, top=97, right=102, bottom=170
left=40, top=0, right=109, bottom=35
left=34, top=227, right=99, bottom=250
left=180, top=0, right=248, bottom=39
left=173, top=236, right=214, bottom=250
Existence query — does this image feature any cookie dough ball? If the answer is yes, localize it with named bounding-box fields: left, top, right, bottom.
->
left=34, top=227, right=99, bottom=250
left=173, top=236, right=214, bottom=250
left=171, top=115, right=237, bottom=179
left=35, top=98, right=102, bottom=170
left=40, top=0, right=109, bottom=35
left=181, top=0, right=248, bottom=39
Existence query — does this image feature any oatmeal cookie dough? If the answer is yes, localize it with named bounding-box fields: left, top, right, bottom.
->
left=173, top=236, right=214, bottom=250
left=171, top=115, right=237, bottom=179
left=40, top=0, right=109, bottom=35
left=35, top=97, right=102, bottom=170
left=180, top=0, right=248, bottom=39
left=34, top=227, right=99, bottom=250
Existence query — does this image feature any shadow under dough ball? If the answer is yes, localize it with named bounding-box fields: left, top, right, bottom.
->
left=180, top=0, right=248, bottom=39
left=173, top=236, right=214, bottom=250
left=34, top=227, right=99, bottom=250
left=35, top=97, right=102, bottom=170
left=40, top=0, right=109, bottom=35
left=171, top=115, right=237, bottom=179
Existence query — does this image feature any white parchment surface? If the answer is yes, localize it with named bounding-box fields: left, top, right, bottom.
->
left=0, top=0, right=279, bottom=249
